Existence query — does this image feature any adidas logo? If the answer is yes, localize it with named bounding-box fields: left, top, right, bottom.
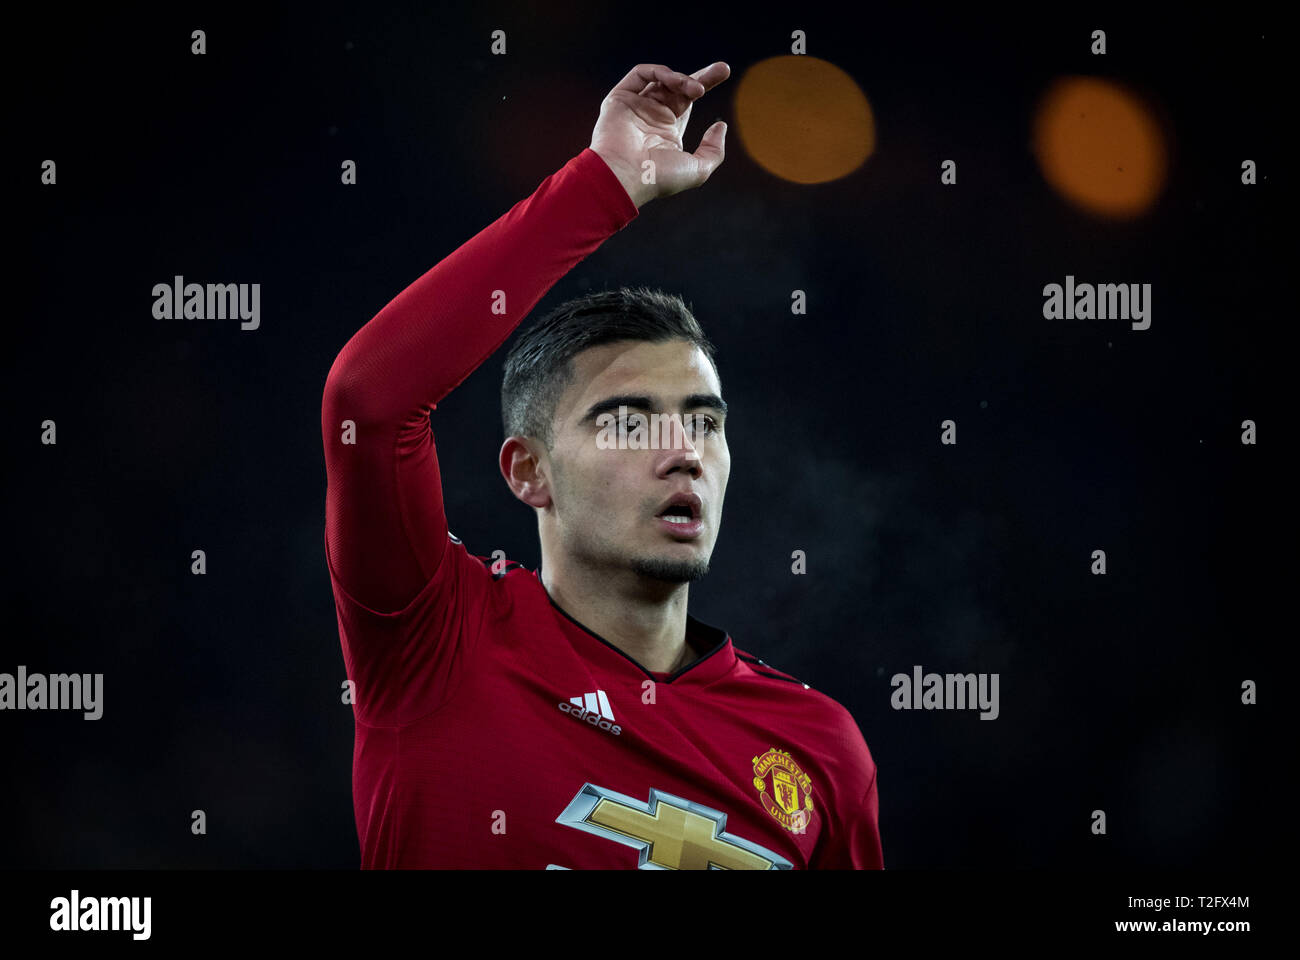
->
left=557, top=690, right=622, bottom=736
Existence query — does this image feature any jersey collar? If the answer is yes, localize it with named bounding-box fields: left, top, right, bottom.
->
left=535, top=571, right=737, bottom=686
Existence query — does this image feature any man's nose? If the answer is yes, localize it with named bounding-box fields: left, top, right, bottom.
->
left=659, top=415, right=702, bottom=471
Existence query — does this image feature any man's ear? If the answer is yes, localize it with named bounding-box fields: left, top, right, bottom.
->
left=499, top=436, right=552, bottom=508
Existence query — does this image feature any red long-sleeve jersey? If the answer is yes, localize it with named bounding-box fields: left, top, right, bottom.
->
left=321, top=147, right=883, bottom=869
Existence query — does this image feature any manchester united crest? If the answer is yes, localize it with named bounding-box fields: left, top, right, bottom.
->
left=752, top=747, right=815, bottom=832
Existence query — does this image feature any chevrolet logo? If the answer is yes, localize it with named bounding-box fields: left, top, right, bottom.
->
left=556, top=782, right=793, bottom=869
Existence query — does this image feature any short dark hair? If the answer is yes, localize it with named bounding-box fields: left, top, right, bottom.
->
left=501, top=286, right=718, bottom=447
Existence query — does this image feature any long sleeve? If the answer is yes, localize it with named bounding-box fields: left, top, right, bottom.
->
left=321, top=148, right=639, bottom=616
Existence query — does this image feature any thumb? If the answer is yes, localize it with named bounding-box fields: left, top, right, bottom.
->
left=691, top=120, right=727, bottom=182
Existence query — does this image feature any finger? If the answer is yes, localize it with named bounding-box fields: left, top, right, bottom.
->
left=640, top=63, right=723, bottom=119
left=642, top=81, right=695, bottom=118
left=611, top=63, right=704, bottom=99
left=687, top=61, right=731, bottom=96
left=653, top=63, right=727, bottom=119
left=690, top=119, right=727, bottom=179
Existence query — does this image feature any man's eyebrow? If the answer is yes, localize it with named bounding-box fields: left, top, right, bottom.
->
left=684, top=393, right=728, bottom=416
left=581, top=393, right=728, bottom=423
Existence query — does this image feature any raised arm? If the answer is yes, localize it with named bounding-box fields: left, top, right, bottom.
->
left=321, top=62, right=729, bottom=615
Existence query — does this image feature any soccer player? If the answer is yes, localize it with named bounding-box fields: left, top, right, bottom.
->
left=322, top=61, right=882, bottom=869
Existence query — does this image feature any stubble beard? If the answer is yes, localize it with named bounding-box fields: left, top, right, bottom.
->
left=629, top=552, right=711, bottom=583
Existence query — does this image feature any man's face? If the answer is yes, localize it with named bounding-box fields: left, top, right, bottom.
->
left=543, top=339, right=729, bottom=584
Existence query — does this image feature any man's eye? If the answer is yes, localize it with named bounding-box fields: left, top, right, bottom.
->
left=688, top=415, right=718, bottom=435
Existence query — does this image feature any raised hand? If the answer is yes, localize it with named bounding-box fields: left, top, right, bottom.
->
left=590, top=62, right=731, bottom=208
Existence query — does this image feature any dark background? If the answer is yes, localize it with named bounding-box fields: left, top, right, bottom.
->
left=8, top=2, right=1283, bottom=868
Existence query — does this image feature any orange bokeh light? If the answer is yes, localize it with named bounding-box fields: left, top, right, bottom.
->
left=1032, top=76, right=1168, bottom=219
left=733, top=55, right=875, bottom=184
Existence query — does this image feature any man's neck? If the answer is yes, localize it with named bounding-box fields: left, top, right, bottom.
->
left=541, top=562, right=697, bottom=674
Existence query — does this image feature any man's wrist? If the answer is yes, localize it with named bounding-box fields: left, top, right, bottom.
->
left=591, top=148, right=654, bottom=210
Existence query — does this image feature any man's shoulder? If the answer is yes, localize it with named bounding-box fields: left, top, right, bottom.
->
left=731, top=646, right=858, bottom=727
left=730, top=644, right=877, bottom=806
left=447, top=530, right=531, bottom=582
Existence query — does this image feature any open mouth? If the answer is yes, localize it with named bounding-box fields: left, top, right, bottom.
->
left=655, top=493, right=704, bottom=536
left=658, top=506, right=696, bottom=525
left=655, top=492, right=702, bottom=523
